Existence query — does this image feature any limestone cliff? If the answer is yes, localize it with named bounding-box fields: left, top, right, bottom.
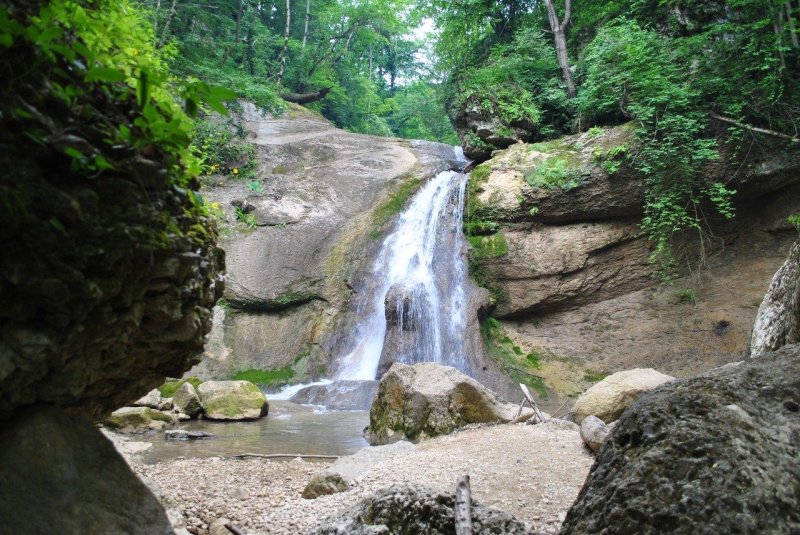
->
left=466, top=125, right=800, bottom=396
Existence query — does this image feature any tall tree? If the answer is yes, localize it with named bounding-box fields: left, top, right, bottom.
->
left=543, top=0, right=575, bottom=98
left=276, top=0, right=291, bottom=84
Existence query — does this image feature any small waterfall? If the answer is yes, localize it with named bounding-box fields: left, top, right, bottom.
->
left=336, top=167, right=473, bottom=380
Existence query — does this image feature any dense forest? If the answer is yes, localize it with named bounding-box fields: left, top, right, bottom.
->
left=2, top=0, right=799, bottom=276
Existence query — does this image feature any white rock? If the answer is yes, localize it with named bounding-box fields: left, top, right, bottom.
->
left=572, top=368, right=674, bottom=424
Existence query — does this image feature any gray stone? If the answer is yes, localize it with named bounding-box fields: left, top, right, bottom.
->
left=561, top=344, right=800, bottom=534
left=750, top=241, right=800, bottom=357
left=197, top=380, right=269, bottom=420
left=208, top=517, right=232, bottom=535
left=327, top=441, right=418, bottom=483
left=302, top=473, right=350, bottom=499
left=579, top=415, right=609, bottom=453
left=132, top=389, right=163, bottom=409
left=315, top=483, right=536, bottom=534
left=164, top=429, right=213, bottom=440
left=173, top=381, right=203, bottom=418
left=104, top=406, right=174, bottom=433
left=366, top=362, right=523, bottom=445
left=290, top=380, right=379, bottom=411
left=0, top=406, right=173, bottom=534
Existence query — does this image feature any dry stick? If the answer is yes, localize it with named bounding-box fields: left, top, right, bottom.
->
left=549, top=398, right=571, bottom=419
left=230, top=453, right=339, bottom=461
left=710, top=113, right=799, bottom=143
left=455, top=475, right=473, bottom=535
left=225, top=523, right=245, bottom=535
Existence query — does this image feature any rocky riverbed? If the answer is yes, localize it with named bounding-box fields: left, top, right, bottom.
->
left=117, top=421, right=593, bottom=534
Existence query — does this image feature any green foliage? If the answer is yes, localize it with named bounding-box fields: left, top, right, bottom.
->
left=523, top=153, right=583, bottom=190
left=789, top=215, right=800, bottom=232
left=583, top=369, right=608, bottom=383
left=235, top=208, right=258, bottom=230
left=468, top=233, right=508, bottom=259
left=159, top=377, right=203, bottom=398
left=193, top=118, right=256, bottom=179
left=231, top=367, right=295, bottom=386
left=676, top=288, right=697, bottom=305
left=247, top=180, right=264, bottom=194
left=481, top=317, right=546, bottom=396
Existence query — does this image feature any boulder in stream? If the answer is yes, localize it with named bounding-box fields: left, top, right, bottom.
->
left=366, top=362, right=521, bottom=445
left=104, top=406, right=175, bottom=433
left=197, top=380, right=269, bottom=420
left=173, top=381, right=204, bottom=418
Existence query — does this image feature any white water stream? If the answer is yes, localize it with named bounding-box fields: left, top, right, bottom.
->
left=336, top=165, right=473, bottom=380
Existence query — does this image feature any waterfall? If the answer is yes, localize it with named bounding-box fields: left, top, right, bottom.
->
left=336, top=166, right=472, bottom=380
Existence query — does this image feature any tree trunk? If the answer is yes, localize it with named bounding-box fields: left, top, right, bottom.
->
left=543, top=0, right=576, bottom=99
left=222, top=0, right=244, bottom=66
left=786, top=1, right=799, bottom=49
left=302, top=0, right=310, bottom=49
left=158, top=0, right=179, bottom=48
left=246, top=1, right=258, bottom=75
left=153, top=0, right=162, bottom=36
left=280, top=87, right=331, bottom=104
left=276, top=0, right=291, bottom=85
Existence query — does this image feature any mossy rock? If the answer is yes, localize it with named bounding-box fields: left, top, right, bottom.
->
left=104, top=407, right=173, bottom=432
left=197, top=380, right=269, bottom=420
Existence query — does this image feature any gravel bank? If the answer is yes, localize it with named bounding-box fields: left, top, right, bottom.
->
left=127, top=420, right=593, bottom=534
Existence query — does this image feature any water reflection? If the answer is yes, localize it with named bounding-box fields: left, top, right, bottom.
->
left=139, top=401, right=369, bottom=464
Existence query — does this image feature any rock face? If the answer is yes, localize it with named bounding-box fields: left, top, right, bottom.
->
left=133, top=389, right=163, bottom=409
left=750, top=241, right=800, bottom=357
left=450, top=99, right=539, bottom=161
left=290, top=380, right=379, bottom=411
left=579, top=415, right=610, bottom=453
left=571, top=368, right=674, bottom=424
left=173, top=381, right=204, bottom=417
left=0, top=406, right=173, bottom=534
left=366, top=363, right=520, bottom=445
left=316, top=483, right=535, bottom=535
left=197, top=380, right=269, bottom=420
left=464, top=125, right=800, bottom=394
left=562, top=344, right=800, bottom=534
left=191, top=104, right=467, bottom=384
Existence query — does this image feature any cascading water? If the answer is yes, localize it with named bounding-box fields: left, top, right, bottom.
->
left=336, top=165, right=473, bottom=380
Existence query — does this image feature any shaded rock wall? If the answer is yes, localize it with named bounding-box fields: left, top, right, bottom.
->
left=467, top=125, right=800, bottom=395
left=750, top=241, right=800, bottom=357
left=561, top=345, right=800, bottom=534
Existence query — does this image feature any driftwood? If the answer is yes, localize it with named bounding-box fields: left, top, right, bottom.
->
left=455, top=475, right=473, bottom=535
left=230, top=453, right=339, bottom=461
left=225, top=523, right=245, bottom=535
left=515, top=383, right=547, bottom=424
left=281, top=87, right=332, bottom=104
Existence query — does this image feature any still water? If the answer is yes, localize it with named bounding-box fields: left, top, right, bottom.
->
left=138, top=401, right=369, bottom=464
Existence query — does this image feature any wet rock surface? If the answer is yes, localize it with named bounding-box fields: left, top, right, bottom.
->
left=0, top=406, right=172, bottom=534
left=290, top=380, right=379, bottom=411
left=366, top=362, right=523, bottom=445
left=562, top=344, right=800, bottom=534
left=197, top=380, right=269, bottom=421
left=315, top=483, right=536, bottom=534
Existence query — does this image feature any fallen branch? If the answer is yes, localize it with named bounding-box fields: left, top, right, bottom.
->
left=710, top=113, right=799, bottom=143
left=225, top=523, right=245, bottom=535
left=281, top=87, right=332, bottom=104
left=455, top=475, right=473, bottom=535
left=230, top=453, right=339, bottom=461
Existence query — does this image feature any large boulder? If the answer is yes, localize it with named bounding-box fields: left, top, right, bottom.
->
left=173, top=381, right=204, bottom=418
left=315, top=483, right=535, bottom=535
left=132, top=389, right=163, bottom=410
left=571, top=368, right=674, bottom=424
left=561, top=345, right=800, bottom=534
left=197, top=380, right=269, bottom=420
left=579, top=415, right=610, bottom=454
left=750, top=241, right=800, bottom=357
left=365, top=362, right=521, bottom=445
left=0, top=406, right=173, bottom=534
left=302, top=473, right=350, bottom=499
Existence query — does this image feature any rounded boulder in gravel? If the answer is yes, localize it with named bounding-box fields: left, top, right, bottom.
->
left=562, top=345, right=800, bottom=534
left=571, top=368, right=674, bottom=424
left=197, top=381, right=269, bottom=421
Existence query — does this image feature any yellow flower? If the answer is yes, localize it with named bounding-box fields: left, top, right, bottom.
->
left=233, top=168, right=239, bottom=174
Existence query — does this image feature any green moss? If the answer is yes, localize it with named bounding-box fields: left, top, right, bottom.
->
left=231, top=366, right=295, bottom=386
left=158, top=376, right=203, bottom=398
left=369, top=176, right=422, bottom=239
left=468, top=232, right=508, bottom=259
left=583, top=369, right=608, bottom=383
left=273, top=291, right=321, bottom=308
left=481, top=317, right=547, bottom=397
